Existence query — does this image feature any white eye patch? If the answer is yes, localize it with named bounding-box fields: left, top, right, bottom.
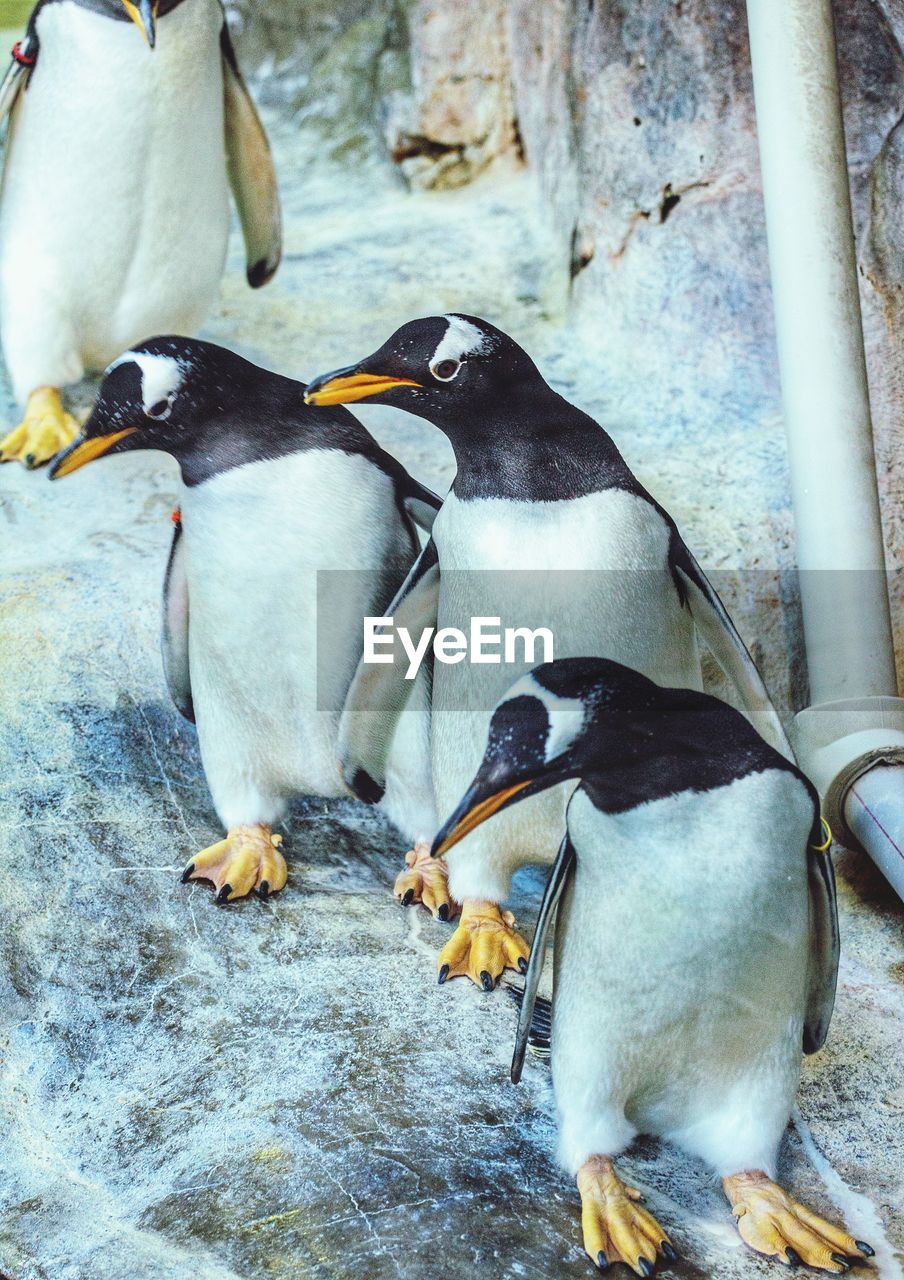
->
left=107, top=351, right=186, bottom=414
left=430, top=314, right=494, bottom=368
left=498, top=672, right=586, bottom=762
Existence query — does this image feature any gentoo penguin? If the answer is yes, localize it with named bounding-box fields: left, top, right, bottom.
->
left=432, top=657, right=866, bottom=1276
left=49, top=337, right=438, bottom=903
left=0, top=0, right=280, bottom=468
left=305, top=315, right=790, bottom=988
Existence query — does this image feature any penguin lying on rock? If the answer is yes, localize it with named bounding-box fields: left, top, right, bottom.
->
left=432, top=657, right=869, bottom=1277
left=306, top=315, right=791, bottom=988
left=0, top=0, right=280, bottom=468
left=49, top=337, right=438, bottom=903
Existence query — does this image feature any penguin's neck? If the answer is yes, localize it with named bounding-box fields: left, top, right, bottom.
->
left=65, top=0, right=189, bottom=20
left=176, top=381, right=385, bottom=488
left=438, top=389, right=637, bottom=502
left=577, top=708, right=794, bottom=816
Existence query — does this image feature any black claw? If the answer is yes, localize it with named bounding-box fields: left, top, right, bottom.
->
left=480, top=970, right=495, bottom=992
left=855, top=1243, right=874, bottom=1258
left=258, top=880, right=270, bottom=900
left=638, top=1258, right=655, bottom=1278
left=180, top=863, right=195, bottom=884
left=830, top=1255, right=850, bottom=1271
left=596, top=1253, right=609, bottom=1272
left=438, top=903, right=449, bottom=921
left=215, top=884, right=232, bottom=904
left=661, top=1243, right=679, bottom=1263
left=517, top=956, right=528, bottom=974
left=25, top=452, right=36, bottom=468
left=401, top=888, right=414, bottom=907
left=438, top=964, right=449, bottom=985
left=785, top=1247, right=802, bottom=1269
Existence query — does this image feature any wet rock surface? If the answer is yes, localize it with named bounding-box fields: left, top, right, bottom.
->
left=1, top=9, right=904, bottom=1278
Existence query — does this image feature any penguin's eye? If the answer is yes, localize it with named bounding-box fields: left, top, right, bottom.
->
left=430, top=359, right=462, bottom=382
left=146, top=397, right=172, bottom=420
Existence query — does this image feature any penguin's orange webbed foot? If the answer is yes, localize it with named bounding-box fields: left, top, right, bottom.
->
left=578, top=1155, right=678, bottom=1276
left=437, top=899, right=529, bottom=990
left=0, top=387, right=79, bottom=468
left=723, top=1171, right=874, bottom=1273
left=394, top=841, right=459, bottom=921
left=181, top=824, right=287, bottom=903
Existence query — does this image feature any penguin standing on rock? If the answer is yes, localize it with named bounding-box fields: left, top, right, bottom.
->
left=49, top=337, right=438, bottom=903
left=0, top=0, right=280, bottom=468
left=306, top=315, right=790, bottom=989
left=432, top=657, right=866, bottom=1277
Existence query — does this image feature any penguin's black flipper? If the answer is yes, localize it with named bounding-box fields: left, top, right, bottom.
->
left=161, top=518, right=195, bottom=723
left=511, top=834, right=576, bottom=1084
left=504, top=983, right=552, bottom=1058
left=338, top=538, right=440, bottom=803
left=803, top=835, right=840, bottom=1054
left=671, top=540, right=792, bottom=761
left=220, top=23, right=281, bottom=289
left=402, top=477, right=442, bottom=534
left=371, top=442, right=442, bottom=535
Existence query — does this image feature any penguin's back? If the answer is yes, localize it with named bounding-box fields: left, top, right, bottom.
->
left=0, top=0, right=230, bottom=391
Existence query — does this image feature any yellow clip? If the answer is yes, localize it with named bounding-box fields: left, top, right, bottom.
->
left=810, top=816, right=832, bottom=852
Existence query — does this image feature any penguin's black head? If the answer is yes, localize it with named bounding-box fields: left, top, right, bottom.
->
left=431, top=658, right=713, bottom=856
left=49, top=337, right=250, bottom=478
left=304, top=315, right=544, bottom=426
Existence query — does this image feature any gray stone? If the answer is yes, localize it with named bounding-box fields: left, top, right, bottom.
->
left=385, top=0, right=516, bottom=190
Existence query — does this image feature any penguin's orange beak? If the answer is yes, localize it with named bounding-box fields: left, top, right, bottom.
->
left=432, top=780, right=533, bottom=856
left=49, top=428, right=138, bottom=479
left=304, top=369, right=421, bottom=406
left=121, top=0, right=158, bottom=47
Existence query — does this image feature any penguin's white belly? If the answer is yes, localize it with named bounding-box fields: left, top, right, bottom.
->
left=0, top=0, right=230, bottom=398
left=552, top=774, right=811, bottom=1176
left=179, top=451, right=412, bottom=828
left=431, top=491, right=700, bottom=897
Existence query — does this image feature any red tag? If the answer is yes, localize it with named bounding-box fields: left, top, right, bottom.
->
left=11, top=41, right=36, bottom=67
left=171, top=507, right=182, bottom=526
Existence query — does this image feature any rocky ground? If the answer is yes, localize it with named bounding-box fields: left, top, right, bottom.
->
left=0, top=57, right=902, bottom=1280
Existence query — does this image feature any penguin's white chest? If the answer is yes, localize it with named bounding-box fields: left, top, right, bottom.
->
left=0, top=0, right=231, bottom=394
left=552, top=773, right=811, bottom=1172
left=178, top=450, right=412, bottom=821
left=430, top=491, right=700, bottom=795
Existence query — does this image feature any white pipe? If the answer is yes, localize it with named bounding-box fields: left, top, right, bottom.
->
left=845, top=765, right=904, bottom=900
left=745, top=0, right=896, bottom=702
left=746, top=0, right=904, bottom=892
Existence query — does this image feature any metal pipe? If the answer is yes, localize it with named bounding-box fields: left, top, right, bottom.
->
left=745, top=0, right=904, bottom=891
left=845, top=765, right=904, bottom=900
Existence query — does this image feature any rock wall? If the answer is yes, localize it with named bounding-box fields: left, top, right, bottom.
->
left=228, top=0, right=516, bottom=187
left=507, top=0, right=904, bottom=553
